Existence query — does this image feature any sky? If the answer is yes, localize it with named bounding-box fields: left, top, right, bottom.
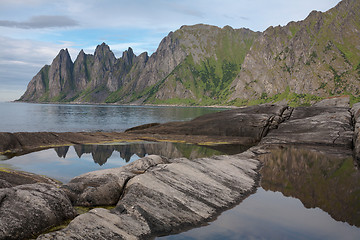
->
left=0, top=0, right=341, bottom=102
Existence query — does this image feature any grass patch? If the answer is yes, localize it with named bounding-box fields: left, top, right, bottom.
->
left=228, top=86, right=323, bottom=107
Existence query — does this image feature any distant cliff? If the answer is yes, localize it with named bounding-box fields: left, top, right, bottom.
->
left=18, top=0, right=360, bottom=106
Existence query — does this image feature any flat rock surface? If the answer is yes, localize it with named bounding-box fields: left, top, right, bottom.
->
left=261, top=106, right=353, bottom=148
left=126, top=104, right=292, bottom=143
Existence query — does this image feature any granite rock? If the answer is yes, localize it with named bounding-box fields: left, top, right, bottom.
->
left=0, top=183, right=76, bottom=240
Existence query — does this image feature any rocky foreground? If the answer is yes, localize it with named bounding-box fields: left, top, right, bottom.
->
left=1, top=97, right=360, bottom=239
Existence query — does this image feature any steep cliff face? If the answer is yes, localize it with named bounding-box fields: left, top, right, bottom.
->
left=19, top=0, right=360, bottom=106
left=143, top=25, right=259, bottom=105
left=48, top=49, right=74, bottom=100
left=19, top=65, right=50, bottom=102
left=229, top=0, right=360, bottom=104
left=73, top=50, right=92, bottom=92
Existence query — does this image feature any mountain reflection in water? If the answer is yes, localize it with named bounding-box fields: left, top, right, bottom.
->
left=54, top=142, right=248, bottom=166
left=161, top=146, right=360, bottom=240
left=1, top=141, right=248, bottom=183
left=260, top=146, right=360, bottom=227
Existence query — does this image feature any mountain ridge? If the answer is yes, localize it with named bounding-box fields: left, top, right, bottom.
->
left=18, top=0, right=360, bottom=106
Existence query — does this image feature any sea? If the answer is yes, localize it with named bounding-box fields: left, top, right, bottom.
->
left=1, top=101, right=360, bottom=240
left=0, top=102, right=225, bottom=132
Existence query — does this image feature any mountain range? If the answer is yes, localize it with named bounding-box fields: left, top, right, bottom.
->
left=18, top=0, right=360, bottom=106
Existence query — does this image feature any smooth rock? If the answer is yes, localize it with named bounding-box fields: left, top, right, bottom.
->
left=313, top=95, right=350, bottom=107
left=351, top=103, right=360, bottom=163
left=0, top=168, right=60, bottom=189
left=62, top=155, right=169, bottom=206
left=0, top=183, right=76, bottom=240
left=126, top=104, right=292, bottom=143
left=38, top=152, right=260, bottom=239
left=261, top=106, right=353, bottom=148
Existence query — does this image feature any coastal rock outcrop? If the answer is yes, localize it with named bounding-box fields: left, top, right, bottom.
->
left=63, top=155, right=168, bottom=206
left=126, top=104, right=293, bottom=144
left=38, top=151, right=260, bottom=239
left=261, top=106, right=354, bottom=149
left=351, top=102, right=360, bottom=163
left=0, top=169, right=60, bottom=188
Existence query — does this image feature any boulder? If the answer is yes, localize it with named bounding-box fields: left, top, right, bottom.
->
left=0, top=168, right=60, bottom=189
left=0, top=183, right=77, bottom=240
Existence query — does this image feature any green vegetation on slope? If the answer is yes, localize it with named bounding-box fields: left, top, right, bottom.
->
left=142, top=26, right=258, bottom=106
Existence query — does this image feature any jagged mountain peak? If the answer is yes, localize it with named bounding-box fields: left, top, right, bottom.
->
left=94, top=42, right=115, bottom=57
left=54, top=48, right=72, bottom=62
left=122, top=47, right=135, bottom=65
left=78, top=49, right=85, bottom=56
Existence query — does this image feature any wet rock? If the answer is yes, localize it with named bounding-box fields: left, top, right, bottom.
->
left=0, top=183, right=76, bottom=240
left=38, top=151, right=260, bottom=239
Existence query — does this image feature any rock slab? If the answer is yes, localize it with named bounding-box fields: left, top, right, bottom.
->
left=39, top=151, right=260, bottom=239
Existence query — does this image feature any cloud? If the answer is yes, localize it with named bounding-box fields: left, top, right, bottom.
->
left=0, top=15, right=78, bottom=29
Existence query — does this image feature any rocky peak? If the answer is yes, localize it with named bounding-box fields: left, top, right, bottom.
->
left=53, top=48, right=72, bottom=65
left=90, top=43, right=116, bottom=88
left=73, top=49, right=93, bottom=91
left=76, top=49, right=86, bottom=60
left=94, top=43, right=115, bottom=62
left=48, top=48, right=74, bottom=99
left=122, top=47, right=135, bottom=66
left=18, top=0, right=360, bottom=106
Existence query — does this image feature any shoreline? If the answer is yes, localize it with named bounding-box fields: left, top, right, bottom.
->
left=10, top=100, right=240, bottom=109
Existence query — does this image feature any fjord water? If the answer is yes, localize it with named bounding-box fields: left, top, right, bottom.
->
left=0, top=102, right=225, bottom=132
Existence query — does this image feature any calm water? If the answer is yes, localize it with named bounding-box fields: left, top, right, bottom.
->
left=159, top=147, right=360, bottom=240
left=1, top=141, right=236, bottom=183
left=159, top=187, right=360, bottom=240
left=0, top=102, right=225, bottom=132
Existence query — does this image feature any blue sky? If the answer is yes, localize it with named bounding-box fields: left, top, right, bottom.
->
left=0, top=0, right=341, bottom=101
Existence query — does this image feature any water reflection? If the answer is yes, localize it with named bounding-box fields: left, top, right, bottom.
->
left=53, top=142, right=242, bottom=166
left=2, top=142, right=246, bottom=183
left=160, top=188, right=360, bottom=240
left=160, top=146, right=360, bottom=239
left=260, top=146, right=360, bottom=227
